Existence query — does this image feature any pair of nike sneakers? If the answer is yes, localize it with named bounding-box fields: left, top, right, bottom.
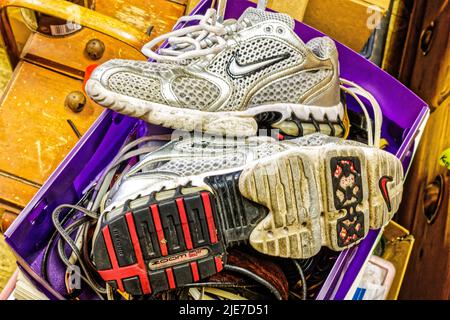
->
left=84, top=8, right=403, bottom=296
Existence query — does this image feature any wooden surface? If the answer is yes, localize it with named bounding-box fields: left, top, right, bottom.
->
left=95, top=0, right=186, bottom=38
left=396, top=0, right=450, bottom=300
left=21, top=27, right=146, bottom=77
left=381, top=0, right=411, bottom=77
left=397, top=98, right=450, bottom=299
left=0, top=0, right=150, bottom=52
left=304, top=0, right=390, bottom=52
left=404, top=2, right=450, bottom=111
left=250, top=0, right=310, bottom=21
left=0, top=44, right=15, bottom=297
left=0, top=175, right=38, bottom=214
left=0, top=61, right=104, bottom=207
left=0, top=46, right=11, bottom=93
left=189, top=0, right=386, bottom=51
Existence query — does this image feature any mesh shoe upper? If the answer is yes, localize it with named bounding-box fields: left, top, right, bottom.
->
left=89, top=8, right=341, bottom=113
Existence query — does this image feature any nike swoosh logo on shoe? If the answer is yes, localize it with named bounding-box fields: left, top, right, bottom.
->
left=379, top=176, right=393, bottom=212
left=227, top=52, right=291, bottom=78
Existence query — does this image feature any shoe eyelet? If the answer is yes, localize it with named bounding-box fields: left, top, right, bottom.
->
left=264, top=26, right=273, bottom=33
left=276, top=27, right=285, bottom=34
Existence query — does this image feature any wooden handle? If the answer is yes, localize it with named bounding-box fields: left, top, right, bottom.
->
left=423, top=174, right=444, bottom=224
left=0, top=0, right=150, bottom=51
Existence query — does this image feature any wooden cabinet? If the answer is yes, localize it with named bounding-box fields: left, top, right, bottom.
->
left=0, top=62, right=103, bottom=191
left=396, top=0, right=450, bottom=300
left=0, top=0, right=150, bottom=229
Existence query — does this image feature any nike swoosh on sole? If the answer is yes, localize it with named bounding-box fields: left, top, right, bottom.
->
left=379, top=175, right=393, bottom=212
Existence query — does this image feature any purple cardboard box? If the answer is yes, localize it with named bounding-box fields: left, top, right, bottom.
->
left=4, top=0, right=428, bottom=300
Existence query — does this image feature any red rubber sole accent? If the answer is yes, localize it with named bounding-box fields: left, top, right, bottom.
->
left=93, top=191, right=226, bottom=295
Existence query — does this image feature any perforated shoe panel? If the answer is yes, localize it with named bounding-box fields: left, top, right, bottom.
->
left=207, top=38, right=304, bottom=111
left=155, top=154, right=246, bottom=176
left=249, top=70, right=331, bottom=106
left=171, top=76, right=221, bottom=110
left=108, top=72, right=167, bottom=104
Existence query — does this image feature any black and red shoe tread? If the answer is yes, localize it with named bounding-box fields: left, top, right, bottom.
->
left=93, top=191, right=225, bottom=295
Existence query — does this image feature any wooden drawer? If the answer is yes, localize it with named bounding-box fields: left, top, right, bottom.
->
left=21, top=27, right=146, bottom=78
left=0, top=175, right=38, bottom=212
left=398, top=168, right=450, bottom=299
left=395, top=0, right=450, bottom=299
left=3, top=1, right=149, bottom=77
left=0, top=61, right=103, bottom=190
left=0, top=0, right=153, bottom=232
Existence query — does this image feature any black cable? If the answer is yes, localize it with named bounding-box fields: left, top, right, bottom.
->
left=41, top=188, right=95, bottom=282
left=180, top=282, right=256, bottom=289
left=291, top=115, right=304, bottom=137
left=56, top=220, right=106, bottom=299
left=82, top=220, right=98, bottom=276
left=52, top=205, right=107, bottom=297
left=44, top=135, right=169, bottom=300
left=41, top=209, right=76, bottom=283
left=48, top=134, right=179, bottom=300
left=55, top=218, right=105, bottom=300
left=224, top=264, right=283, bottom=300
left=293, top=260, right=308, bottom=301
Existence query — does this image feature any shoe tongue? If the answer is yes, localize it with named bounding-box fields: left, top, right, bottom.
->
left=238, top=7, right=295, bottom=30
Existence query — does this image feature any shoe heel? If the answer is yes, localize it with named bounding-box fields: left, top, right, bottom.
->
left=238, top=151, right=322, bottom=259
left=365, top=150, right=404, bottom=229
left=93, top=191, right=226, bottom=295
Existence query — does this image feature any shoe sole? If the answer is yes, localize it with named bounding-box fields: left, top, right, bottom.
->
left=93, top=191, right=226, bottom=296
left=239, top=147, right=403, bottom=258
left=92, top=146, right=403, bottom=295
left=86, top=79, right=346, bottom=137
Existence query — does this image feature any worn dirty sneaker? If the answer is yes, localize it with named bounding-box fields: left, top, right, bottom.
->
left=91, top=133, right=403, bottom=295
left=85, top=8, right=347, bottom=137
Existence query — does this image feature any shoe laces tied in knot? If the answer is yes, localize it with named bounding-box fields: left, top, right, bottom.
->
left=142, top=9, right=250, bottom=64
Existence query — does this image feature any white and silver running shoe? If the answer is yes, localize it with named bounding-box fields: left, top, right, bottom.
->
left=86, top=8, right=347, bottom=137
left=91, top=133, right=403, bottom=295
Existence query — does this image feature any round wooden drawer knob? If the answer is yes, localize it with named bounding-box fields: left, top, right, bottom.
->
left=85, top=39, right=105, bottom=60
left=65, top=91, right=87, bottom=113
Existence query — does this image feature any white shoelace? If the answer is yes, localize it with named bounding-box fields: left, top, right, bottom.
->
left=141, top=9, right=250, bottom=63
left=340, top=78, right=383, bottom=149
